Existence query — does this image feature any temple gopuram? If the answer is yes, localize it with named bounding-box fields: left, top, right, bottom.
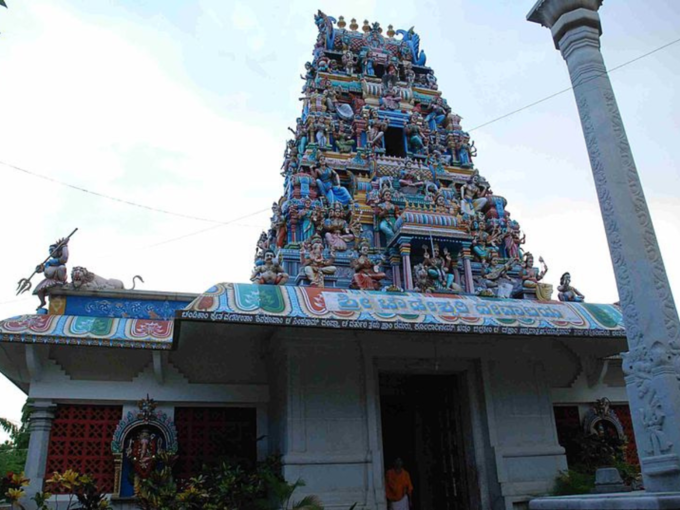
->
left=0, top=12, right=638, bottom=510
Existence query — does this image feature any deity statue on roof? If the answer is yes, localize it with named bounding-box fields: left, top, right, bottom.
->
left=300, top=235, right=337, bottom=287
left=477, top=256, right=517, bottom=299
left=558, top=272, right=585, bottom=302
left=350, top=239, right=386, bottom=291
left=520, top=252, right=552, bottom=301
left=30, top=236, right=71, bottom=311
left=251, top=249, right=290, bottom=286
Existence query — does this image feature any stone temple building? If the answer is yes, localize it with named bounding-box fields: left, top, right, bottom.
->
left=0, top=12, right=637, bottom=510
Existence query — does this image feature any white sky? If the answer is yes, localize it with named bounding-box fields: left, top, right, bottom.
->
left=0, top=1, right=679, bottom=438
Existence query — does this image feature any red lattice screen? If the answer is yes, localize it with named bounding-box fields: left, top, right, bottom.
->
left=553, top=405, right=581, bottom=466
left=45, top=405, right=122, bottom=493
left=174, top=407, right=256, bottom=481
left=611, top=404, right=639, bottom=465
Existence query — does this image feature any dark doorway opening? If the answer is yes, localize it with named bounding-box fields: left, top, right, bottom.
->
left=384, top=127, right=406, bottom=158
left=380, top=373, right=469, bottom=510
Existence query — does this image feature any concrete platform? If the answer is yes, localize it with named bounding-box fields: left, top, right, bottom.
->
left=530, top=491, right=680, bottom=510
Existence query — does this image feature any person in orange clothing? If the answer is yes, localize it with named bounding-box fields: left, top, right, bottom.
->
left=385, top=457, right=414, bottom=510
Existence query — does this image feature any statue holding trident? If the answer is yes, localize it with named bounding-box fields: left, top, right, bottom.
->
left=16, top=228, right=78, bottom=313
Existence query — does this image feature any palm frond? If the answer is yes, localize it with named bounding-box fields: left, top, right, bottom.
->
left=0, top=417, right=19, bottom=437
left=290, top=494, right=324, bottom=510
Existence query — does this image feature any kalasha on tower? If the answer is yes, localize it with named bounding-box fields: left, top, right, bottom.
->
left=253, top=11, right=551, bottom=301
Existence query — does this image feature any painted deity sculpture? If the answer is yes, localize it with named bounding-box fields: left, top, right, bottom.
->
left=425, top=95, right=449, bottom=130
left=323, top=202, right=355, bottom=252
left=32, top=237, right=70, bottom=311
left=398, top=159, right=424, bottom=196
left=251, top=250, right=290, bottom=285
left=374, top=188, right=400, bottom=240
left=421, top=245, right=448, bottom=290
left=520, top=252, right=552, bottom=301
left=403, top=61, right=416, bottom=89
left=350, top=239, right=386, bottom=290
left=477, top=256, right=517, bottom=299
left=300, top=235, right=337, bottom=287
left=380, top=63, right=401, bottom=110
left=125, top=428, right=164, bottom=494
left=405, top=112, right=426, bottom=154
left=342, top=45, right=357, bottom=75
left=460, top=170, right=489, bottom=217
left=334, top=121, right=356, bottom=153
left=314, top=154, right=353, bottom=205
left=557, top=272, right=585, bottom=302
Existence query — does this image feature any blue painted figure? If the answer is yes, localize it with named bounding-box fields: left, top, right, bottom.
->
left=314, top=154, right=352, bottom=205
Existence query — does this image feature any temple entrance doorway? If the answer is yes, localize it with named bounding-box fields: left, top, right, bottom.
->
left=379, top=373, right=469, bottom=510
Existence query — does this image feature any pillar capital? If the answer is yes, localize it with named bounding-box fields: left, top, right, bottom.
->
left=527, top=0, right=602, bottom=49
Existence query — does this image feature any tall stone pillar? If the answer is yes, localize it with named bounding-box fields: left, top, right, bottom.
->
left=528, top=0, right=680, bottom=493
left=23, top=401, right=56, bottom=504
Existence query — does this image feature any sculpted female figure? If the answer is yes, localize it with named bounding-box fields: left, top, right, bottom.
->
left=558, top=272, right=585, bottom=302
left=300, top=235, right=337, bottom=287
left=350, top=239, right=386, bottom=290
left=314, top=154, right=353, bottom=205
left=460, top=170, right=489, bottom=217
left=323, top=202, right=355, bottom=252
left=375, top=189, right=400, bottom=240
left=520, top=252, right=552, bottom=301
left=405, top=112, right=426, bottom=154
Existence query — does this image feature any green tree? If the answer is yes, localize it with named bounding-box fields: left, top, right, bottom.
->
left=0, top=401, right=31, bottom=476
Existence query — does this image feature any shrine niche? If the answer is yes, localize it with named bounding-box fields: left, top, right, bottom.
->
left=583, top=397, right=626, bottom=441
left=110, top=396, right=178, bottom=498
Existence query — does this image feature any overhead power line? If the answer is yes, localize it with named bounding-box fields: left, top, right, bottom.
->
left=469, top=36, right=680, bottom=132
left=0, top=160, right=238, bottom=224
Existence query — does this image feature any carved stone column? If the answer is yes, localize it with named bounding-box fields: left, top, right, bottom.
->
left=23, top=401, right=57, bottom=505
left=398, top=238, right=414, bottom=291
left=528, top=0, right=680, bottom=493
left=461, top=244, right=474, bottom=294
left=390, top=254, right=402, bottom=288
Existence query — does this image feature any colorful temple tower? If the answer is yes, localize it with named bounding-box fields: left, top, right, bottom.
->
left=253, top=12, right=553, bottom=302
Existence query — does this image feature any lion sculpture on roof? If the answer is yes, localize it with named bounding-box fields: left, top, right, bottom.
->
left=67, top=266, right=144, bottom=291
